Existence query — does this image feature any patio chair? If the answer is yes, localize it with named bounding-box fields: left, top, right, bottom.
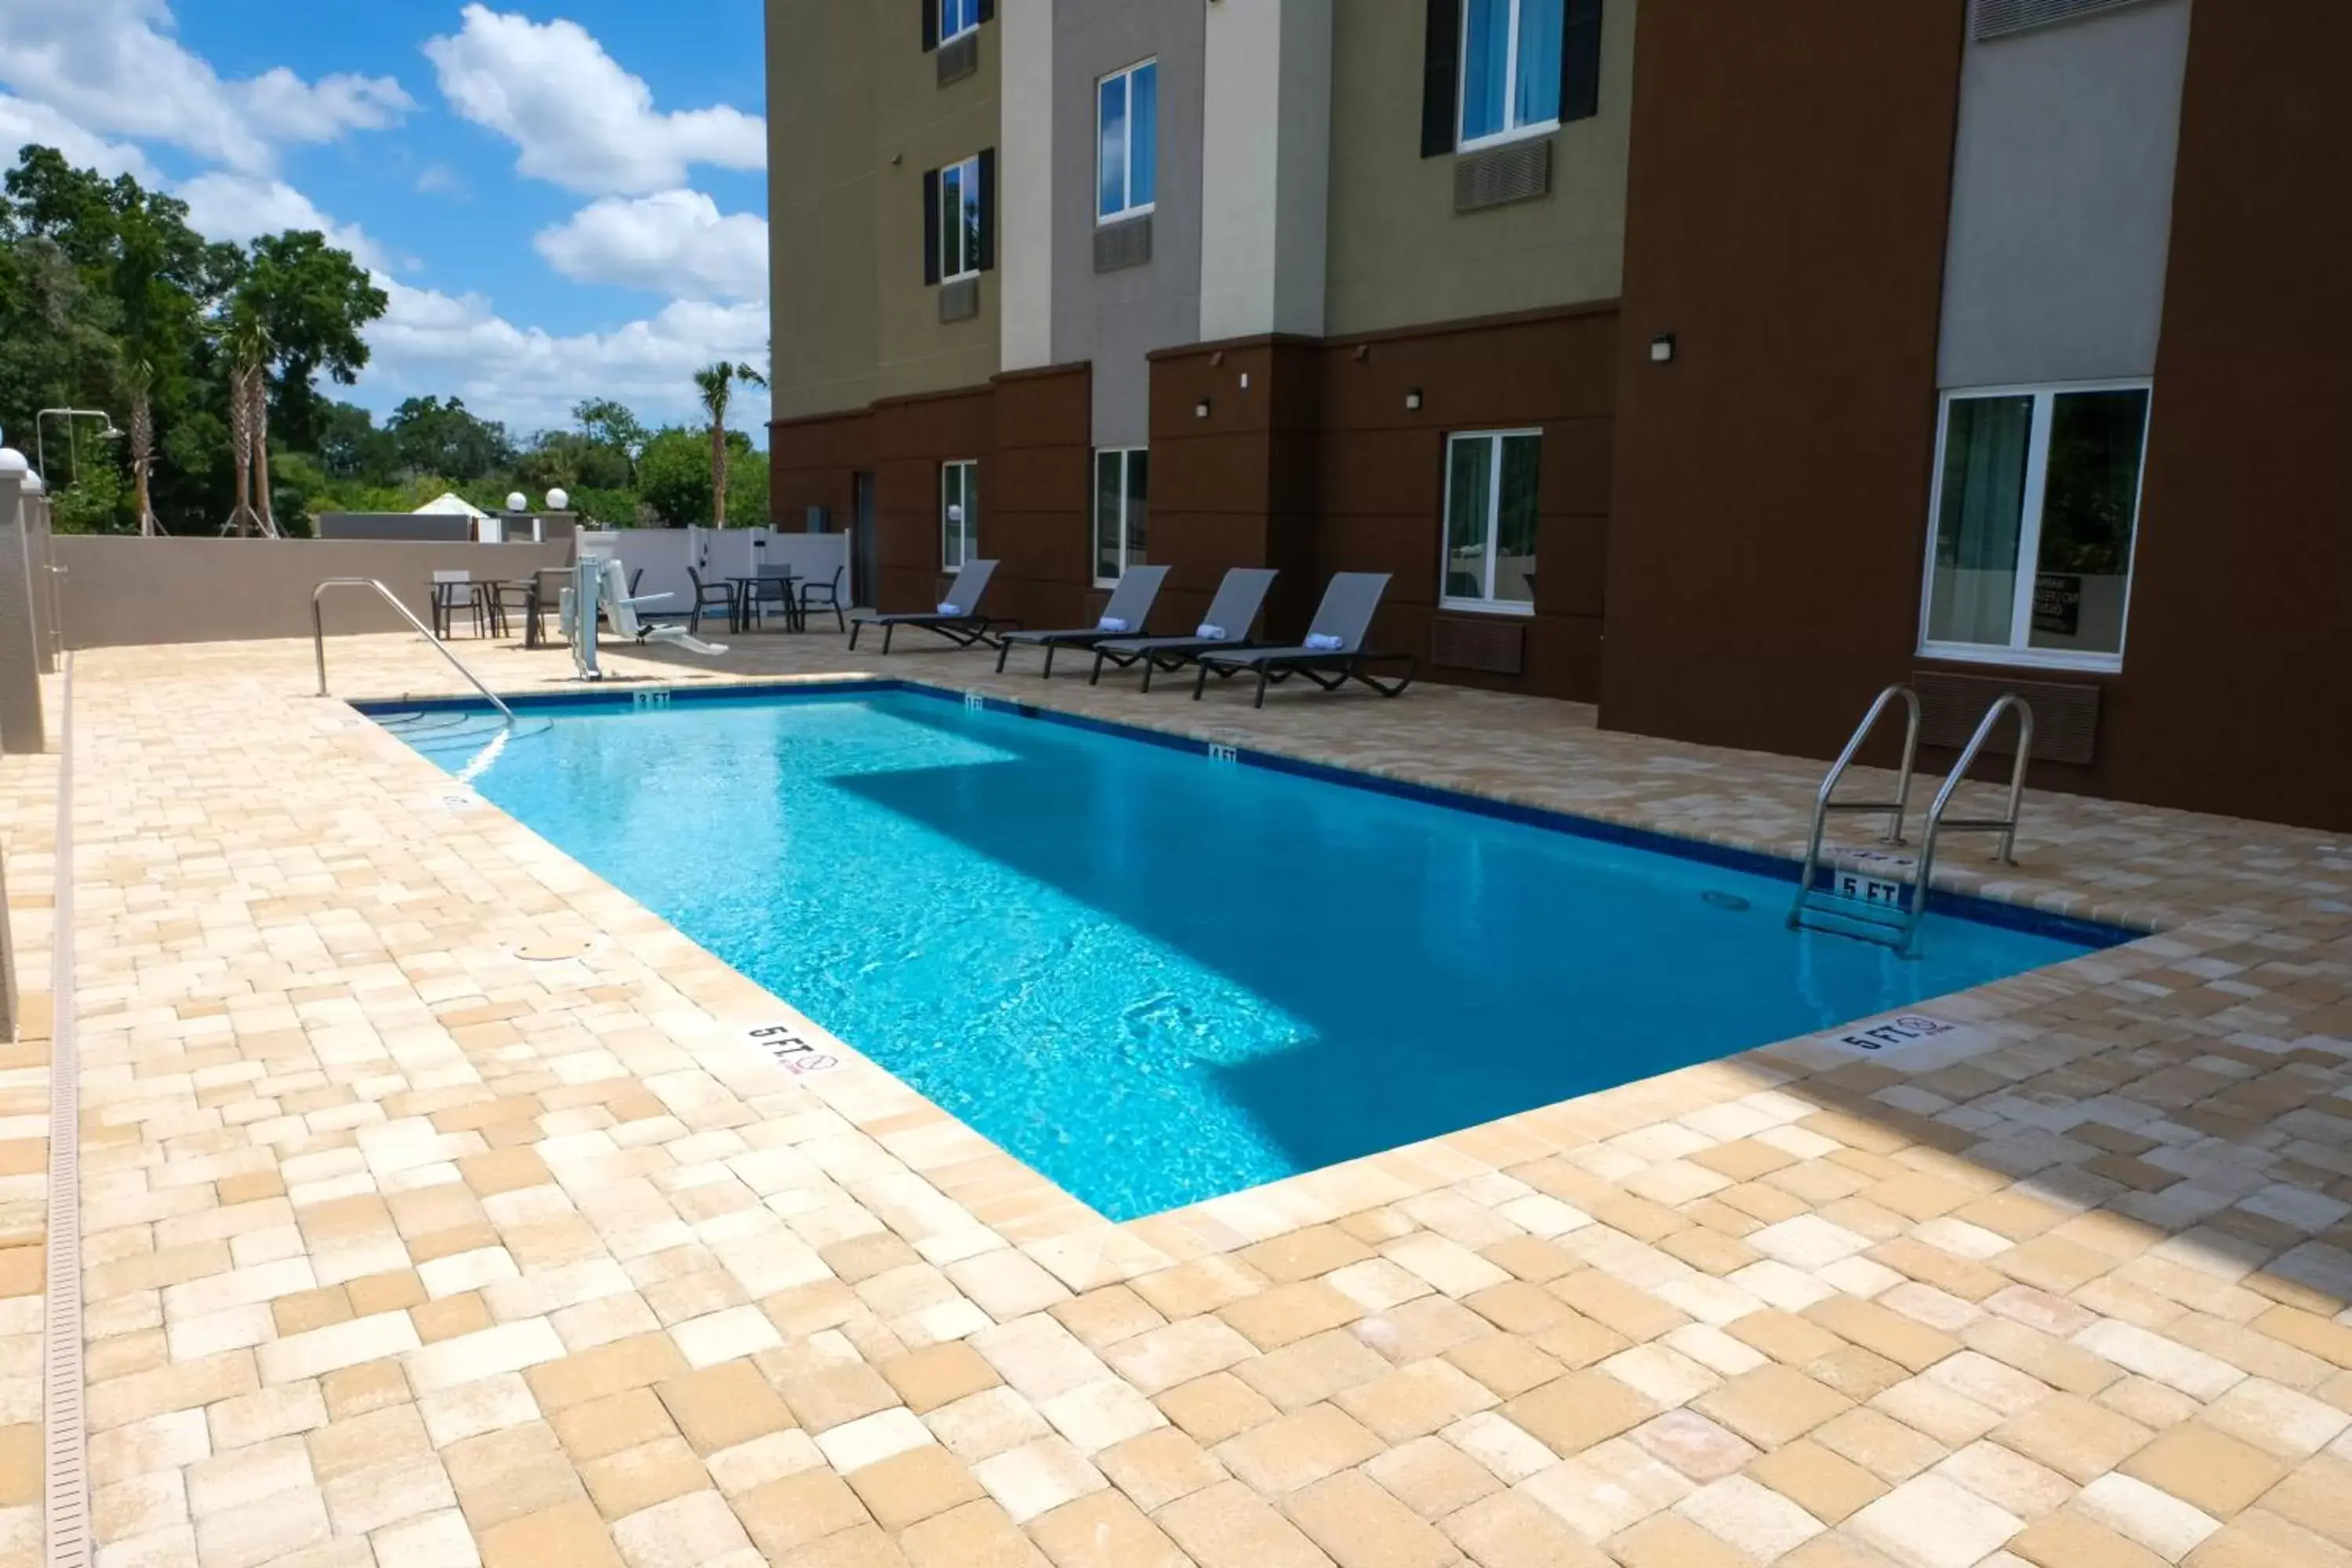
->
left=847, top=560, right=1013, bottom=652
left=1089, top=568, right=1278, bottom=691
left=684, top=567, right=739, bottom=634
left=1192, top=572, right=1417, bottom=708
left=430, top=569, right=487, bottom=640
left=798, top=565, right=848, bottom=633
left=742, top=565, right=801, bottom=632
left=995, top=565, right=1171, bottom=678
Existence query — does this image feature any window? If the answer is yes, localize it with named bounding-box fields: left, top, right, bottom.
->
left=1461, top=0, right=1563, bottom=148
left=1098, top=60, right=1158, bottom=223
left=938, top=155, right=982, bottom=281
left=942, top=460, right=978, bottom=570
left=940, top=0, right=982, bottom=45
left=1441, top=431, right=1541, bottom=612
left=1920, top=381, right=2151, bottom=670
left=1093, top=448, right=1149, bottom=585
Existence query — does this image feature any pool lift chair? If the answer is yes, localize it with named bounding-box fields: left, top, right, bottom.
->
left=1788, top=684, right=2035, bottom=956
left=561, top=554, right=728, bottom=680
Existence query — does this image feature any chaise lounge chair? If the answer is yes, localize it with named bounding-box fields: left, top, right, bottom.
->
left=848, top=560, right=1013, bottom=653
left=995, top=564, right=1171, bottom=677
left=1192, top=572, right=1417, bottom=708
left=1089, top=568, right=1279, bottom=692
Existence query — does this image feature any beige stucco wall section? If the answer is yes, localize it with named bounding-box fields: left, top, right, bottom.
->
left=52, top=538, right=572, bottom=648
left=1323, top=0, right=1636, bottom=336
left=769, top=1, right=880, bottom=420
left=768, top=5, right=1003, bottom=417
left=873, top=10, right=1003, bottom=403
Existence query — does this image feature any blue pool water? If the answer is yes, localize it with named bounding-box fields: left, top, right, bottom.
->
left=383, top=688, right=2111, bottom=1220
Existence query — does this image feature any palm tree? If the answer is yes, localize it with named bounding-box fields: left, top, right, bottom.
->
left=693, top=361, right=768, bottom=528
left=127, top=360, right=160, bottom=537
left=219, top=309, right=280, bottom=538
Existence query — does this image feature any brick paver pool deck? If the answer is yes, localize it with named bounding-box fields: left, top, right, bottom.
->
left=2, top=626, right=2348, bottom=1568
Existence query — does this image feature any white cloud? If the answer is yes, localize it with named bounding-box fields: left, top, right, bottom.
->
left=0, top=93, right=156, bottom=183
left=535, top=190, right=767, bottom=303
left=424, top=5, right=764, bottom=196
left=0, top=0, right=411, bottom=174
left=176, top=172, right=404, bottom=273
left=361, top=278, right=771, bottom=434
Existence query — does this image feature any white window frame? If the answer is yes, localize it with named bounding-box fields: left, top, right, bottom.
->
left=942, top=459, right=978, bottom=571
left=1094, top=446, right=1147, bottom=588
left=940, top=0, right=982, bottom=46
left=940, top=154, right=982, bottom=283
left=1459, top=0, right=1563, bottom=153
left=1096, top=58, right=1158, bottom=226
left=1915, top=377, right=2153, bottom=674
left=1439, top=429, right=1540, bottom=616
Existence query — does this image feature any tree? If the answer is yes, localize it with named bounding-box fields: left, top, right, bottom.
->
left=385, top=396, right=514, bottom=482
left=219, top=308, right=273, bottom=535
left=573, top=397, right=648, bottom=464
left=126, top=359, right=158, bottom=535
left=234, top=231, right=386, bottom=452
left=691, top=361, right=767, bottom=528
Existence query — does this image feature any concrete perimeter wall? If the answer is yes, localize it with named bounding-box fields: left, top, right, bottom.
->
left=53, top=536, right=573, bottom=648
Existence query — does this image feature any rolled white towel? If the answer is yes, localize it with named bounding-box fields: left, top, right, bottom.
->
left=1305, top=633, right=1345, bottom=652
left=937, top=602, right=963, bottom=616
left=1097, top=615, right=1130, bottom=633
left=1196, top=623, right=1228, bottom=641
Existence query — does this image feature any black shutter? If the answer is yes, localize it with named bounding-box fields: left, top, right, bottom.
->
left=921, top=0, right=939, bottom=52
left=923, top=168, right=942, bottom=285
left=976, top=148, right=997, bottom=272
left=1562, top=0, right=1602, bottom=123
left=1421, top=0, right=1462, bottom=158
left=977, top=0, right=994, bottom=21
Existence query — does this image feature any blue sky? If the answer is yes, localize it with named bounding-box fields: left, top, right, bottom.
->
left=0, top=0, right=772, bottom=438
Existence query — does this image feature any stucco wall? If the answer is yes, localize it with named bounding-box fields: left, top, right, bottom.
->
left=53, top=537, right=572, bottom=648
left=1323, top=0, right=1635, bottom=336
left=770, top=0, right=880, bottom=420
left=1937, top=0, right=2191, bottom=388
left=874, top=7, right=1003, bottom=405
left=1051, top=0, right=1206, bottom=448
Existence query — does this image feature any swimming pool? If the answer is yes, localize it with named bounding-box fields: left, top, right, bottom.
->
left=380, top=685, right=2120, bottom=1220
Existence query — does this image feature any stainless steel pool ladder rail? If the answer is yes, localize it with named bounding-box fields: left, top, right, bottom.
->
left=311, top=578, right=516, bottom=726
left=1789, top=684, right=1922, bottom=935
left=1896, top=693, right=2034, bottom=954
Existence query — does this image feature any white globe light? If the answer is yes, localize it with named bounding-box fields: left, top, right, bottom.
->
left=0, top=448, right=26, bottom=477
left=546, top=488, right=569, bottom=511
left=506, top=492, right=528, bottom=513
left=22, top=472, right=44, bottom=495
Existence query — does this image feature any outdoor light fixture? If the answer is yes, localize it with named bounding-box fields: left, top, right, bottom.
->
left=1195, top=399, right=1211, bottom=419
left=506, top=492, right=528, bottom=512
left=1406, top=389, right=1424, bottom=411
left=546, top=488, right=570, bottom=510
left=1650, top=332, right=1677, bottom=364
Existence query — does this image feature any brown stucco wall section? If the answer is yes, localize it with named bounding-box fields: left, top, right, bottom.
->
left=1600, top=4, right=1965, bottom=755
left=768, top=363, right=1094, bottom=631
left=2093, top=0, right=2352, bottom=830
left=1145, top=308, right=1617, bottom=701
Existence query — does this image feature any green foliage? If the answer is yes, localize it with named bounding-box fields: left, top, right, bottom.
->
left=0, top=143, right=766, bottom=534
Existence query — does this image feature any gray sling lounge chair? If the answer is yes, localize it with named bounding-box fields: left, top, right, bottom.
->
left=1192, top=572, right=1417, bottom=708
left=995, top=564, right=1171, bottom=677
left=848, top=560, right=1011, bottom=652
left=1089, top=568, right=1279, bottom=692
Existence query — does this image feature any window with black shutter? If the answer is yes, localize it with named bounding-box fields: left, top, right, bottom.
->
left=923, top=167, right=942, bottom=285
left=1421, top=0, right=1462, bottom=158
left=1563, top=0, right=1602, bottom=123
left=976, top=148, right=997, bottom=272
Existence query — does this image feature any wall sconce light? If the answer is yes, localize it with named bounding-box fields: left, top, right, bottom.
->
left=1650, top=332, right=1677, bottom=364
left=1195, top=399, right=1211, bottom=419
left=1353, top=344, right=1371, bottom=362
left=1210, top=350, right=1225, bottom=368
left=1405, top=389, right=1424, bottom=411
left=1239, top=372, right=1250, bottom=391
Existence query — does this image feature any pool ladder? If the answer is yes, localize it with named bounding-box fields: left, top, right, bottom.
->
left=1789, top=684, right=2034, bottom=955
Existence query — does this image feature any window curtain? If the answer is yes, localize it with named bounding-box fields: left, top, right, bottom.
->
left=1928, top=396, right=2033, bottom=646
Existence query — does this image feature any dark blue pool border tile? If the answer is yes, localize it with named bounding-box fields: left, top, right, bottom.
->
left=358, top=677, right=2140, bottom=952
